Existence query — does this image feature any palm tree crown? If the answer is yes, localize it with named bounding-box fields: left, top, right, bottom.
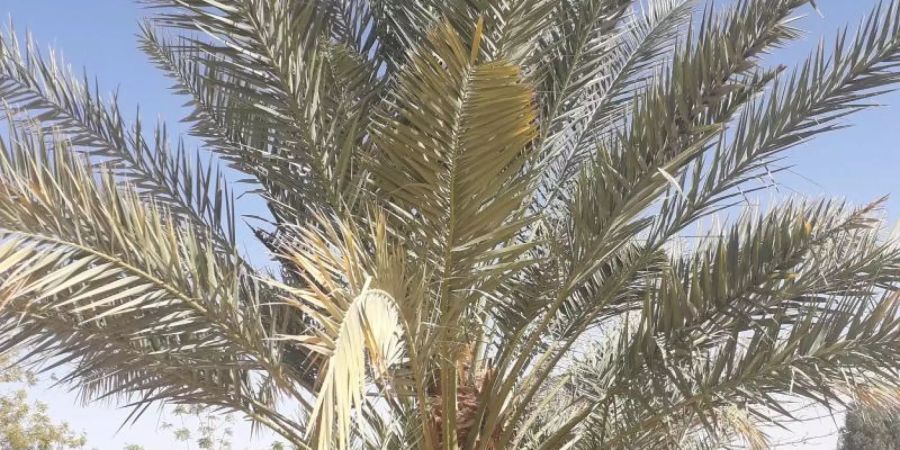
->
left=3, top=1, right=900, bottom=449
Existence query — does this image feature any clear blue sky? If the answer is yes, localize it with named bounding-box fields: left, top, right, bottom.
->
left=0, top=1, right=898, bottom=449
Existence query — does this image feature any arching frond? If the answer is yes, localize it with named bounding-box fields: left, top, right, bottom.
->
left=0, top=126, right=304, bottom=443
left=0, top=27, right=237, bottom=248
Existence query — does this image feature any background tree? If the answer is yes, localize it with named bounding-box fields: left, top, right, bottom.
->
left=3, top=1, right=900, bottom=449
left=127, top=405, right=287, bottom=450
left=838, top=404, right=900, bottom=450
left=0, top=353, right=88, bottom=450
left=162, top=405, right=235, bottom=450
left=1, top=353, right=279, bottom=450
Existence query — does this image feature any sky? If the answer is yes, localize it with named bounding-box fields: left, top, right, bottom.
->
left=0, top=1, right=898, bottom=449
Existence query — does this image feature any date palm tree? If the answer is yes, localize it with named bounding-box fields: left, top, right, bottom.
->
left=3, top=0, right=900, bottom=448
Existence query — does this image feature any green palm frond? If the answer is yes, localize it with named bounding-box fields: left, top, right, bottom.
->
left=139, top=24, right=378, bottom=221
left=539, top=0, right=807, bottom=210
left=540, top=200, right=900, bottom=449
left=143, top=0, right=381, bottom=219
left=0, top=28, right=237, bottom=248
left=0, top=126, right=305, bottom=443
left=654, top=0, right=900, bottom=245
left=537, top=0, right=684, bottom=160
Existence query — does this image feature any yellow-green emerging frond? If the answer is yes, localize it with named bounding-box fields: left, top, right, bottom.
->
left=370, top=19, right=538, bottom=342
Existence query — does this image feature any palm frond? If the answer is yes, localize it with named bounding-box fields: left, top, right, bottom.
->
left=139, top=24, right=378, bottom=222
left=537, top=0, right=679, bottom=158
left=0, top=125, right=305, bottom=443
left=0, top=26, right=237, bottom=248
left=541, top=0, right=806, bottom=210
left=370, top=19, right=538, bottom=339
left=657, top=1, right=900, bottom=242
left=269, top=211, right=427, bottom=450
left=143, top=0, right=381, bottom=218
left=478, top=4, right=900, bottom=447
